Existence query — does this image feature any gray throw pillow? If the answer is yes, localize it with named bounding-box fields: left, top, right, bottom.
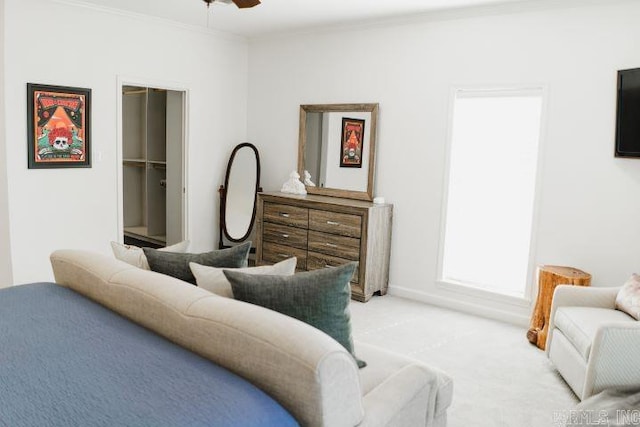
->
left=224, top=262, right=366, bottom=368
left=143, top=242, right=251, bottom=285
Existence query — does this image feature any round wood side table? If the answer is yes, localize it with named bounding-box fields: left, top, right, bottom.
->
left=527, top=265, right=591, bottom=350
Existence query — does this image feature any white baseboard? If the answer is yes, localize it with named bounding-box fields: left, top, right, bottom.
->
left=388, top=285, right=531, bottom=327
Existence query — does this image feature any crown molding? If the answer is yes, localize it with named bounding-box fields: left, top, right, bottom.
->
left=50, top=0, right=639, bottom=42
left=249, top=0, right=637, bottom=42
left=51, top=0, right=247, bottom=42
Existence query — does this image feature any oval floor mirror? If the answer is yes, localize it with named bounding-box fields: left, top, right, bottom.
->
left=219, top=142, right=261, bottom=250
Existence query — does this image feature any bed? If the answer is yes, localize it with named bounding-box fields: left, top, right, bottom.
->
left=0, top=282, right=298, bottom=426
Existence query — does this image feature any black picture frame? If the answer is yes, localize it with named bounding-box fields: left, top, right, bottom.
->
left=27, top=83, right=91, bottom=169
left=615, top=68, right=640, bottom=158
left=340, top=117, right=365, bottom=168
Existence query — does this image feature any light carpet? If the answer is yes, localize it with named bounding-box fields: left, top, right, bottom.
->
left=350, top=295, right=578, bottom=427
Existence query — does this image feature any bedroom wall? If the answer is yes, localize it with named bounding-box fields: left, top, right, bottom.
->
left=4, top=0, right=248, bottom=284
left=0, top=0, right=14, bottom=288
left=248, top=1, right=640, bottom=323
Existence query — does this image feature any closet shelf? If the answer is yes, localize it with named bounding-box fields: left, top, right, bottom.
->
left=123, top=159, right=146, bottom=168
left=124, top=226, right=166, bottom=246
left=148, top=160, right=167, bottom=169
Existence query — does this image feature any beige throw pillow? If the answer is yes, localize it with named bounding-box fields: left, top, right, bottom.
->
left=110, top=240, right=190, bottom=270
left=615, top=274, right=640, bottom=320
left=189, top=257, right=297, bottom=298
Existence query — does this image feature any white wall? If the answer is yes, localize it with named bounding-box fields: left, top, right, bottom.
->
left=248, top=2, right=640, bottom=323
left=0, top=0, right=14, bottom=287
left=4, top=0, right=248, bottom=284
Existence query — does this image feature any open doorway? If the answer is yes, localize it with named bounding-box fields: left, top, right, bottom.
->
left=121, top=85, right=186, bottom=248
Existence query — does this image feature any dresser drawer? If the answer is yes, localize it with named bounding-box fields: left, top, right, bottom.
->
left=307, top=251, right=359, bottom=283
left=257, top=192, right=392, bottom=303
left=263, top=222, right=307, bottom=250
left=262, top=242, right=307, bottom=270
left=263, top=203, right=308, bottom=228
left=309, top=209, right=362, bottom=238
left=308, top=230, right=360, bottom=261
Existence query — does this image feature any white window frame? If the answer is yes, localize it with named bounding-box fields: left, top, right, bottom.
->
left=436, top=84, right=548, bottom=307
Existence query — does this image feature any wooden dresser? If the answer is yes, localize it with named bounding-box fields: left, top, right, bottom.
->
left=255, top=192, right=393, bottom=302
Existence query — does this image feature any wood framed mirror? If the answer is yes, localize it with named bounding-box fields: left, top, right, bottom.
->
left=218, top=142, right=261, bottom=249
left=298, top=103, right=378, bottom=201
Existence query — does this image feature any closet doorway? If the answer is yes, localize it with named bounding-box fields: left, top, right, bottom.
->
left=121, top=84, right=186, bottom=247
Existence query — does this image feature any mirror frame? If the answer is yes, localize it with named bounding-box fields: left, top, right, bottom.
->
left=219, top=142, right=261, bottom=248
left=298, top=103, right=378, bottom=201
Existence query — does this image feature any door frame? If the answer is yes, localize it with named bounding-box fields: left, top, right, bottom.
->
left=116, top=75, right=189, bottom=245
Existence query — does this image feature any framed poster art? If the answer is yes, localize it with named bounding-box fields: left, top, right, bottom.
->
left=27, top=83, right=91, bottom=169
left=340, top=117, right=365, bottom=168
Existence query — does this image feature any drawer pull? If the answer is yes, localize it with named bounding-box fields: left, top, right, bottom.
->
left=282, top=234, right=289, bottom=238
left=325, top=243, right=338, bottom=248
left=280, top=213, right=290, bottom=218
left=278, top=253, right=290, bottom=258
left=327, top=221, right=340, bottom=226
left=324, top=264, right=335, bottom=269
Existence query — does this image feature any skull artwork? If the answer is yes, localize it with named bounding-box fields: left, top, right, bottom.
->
left=48, top=127, right=73, bottom=151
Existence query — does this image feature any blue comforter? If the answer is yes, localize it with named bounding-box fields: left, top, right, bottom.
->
left=0, top=283, right=299, bottom=427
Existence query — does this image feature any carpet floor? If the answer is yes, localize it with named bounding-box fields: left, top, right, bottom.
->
left=350, top=295, right=578, bottom=427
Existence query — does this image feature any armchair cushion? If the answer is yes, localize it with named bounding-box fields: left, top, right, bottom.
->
left=615, top=274, right=640, bottom=320
left=554, top=307, right=635, bottom=361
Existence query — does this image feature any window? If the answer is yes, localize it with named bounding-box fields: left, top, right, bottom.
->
left=440, top=88, right=544, bottom=298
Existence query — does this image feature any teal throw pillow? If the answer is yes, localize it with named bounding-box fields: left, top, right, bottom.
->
left=223, top=262, right=365, bottom=368
left=143, top=242, right=251, bottom=285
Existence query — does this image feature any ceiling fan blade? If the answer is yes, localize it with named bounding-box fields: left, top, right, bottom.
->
left=232, top=0, right=260, bottom=8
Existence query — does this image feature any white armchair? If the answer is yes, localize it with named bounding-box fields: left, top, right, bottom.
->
left=546, top=285, right=640, bottom=400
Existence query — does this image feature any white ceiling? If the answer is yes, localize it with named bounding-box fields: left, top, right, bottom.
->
left=69, top=0, right=539, bottom=37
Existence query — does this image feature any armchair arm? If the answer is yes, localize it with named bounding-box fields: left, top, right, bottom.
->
left=552, top=285, right=620, bottom=310
left=360, top=364, right=439, bottom=427
left=546, top=286, right=620, bottom=356
left=583, top=322, right=640, bottom=399
left=356, top=342, right=453, bottom=427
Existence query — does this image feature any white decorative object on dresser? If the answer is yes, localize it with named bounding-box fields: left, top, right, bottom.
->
left=255, top=192, right=392, bottom=302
